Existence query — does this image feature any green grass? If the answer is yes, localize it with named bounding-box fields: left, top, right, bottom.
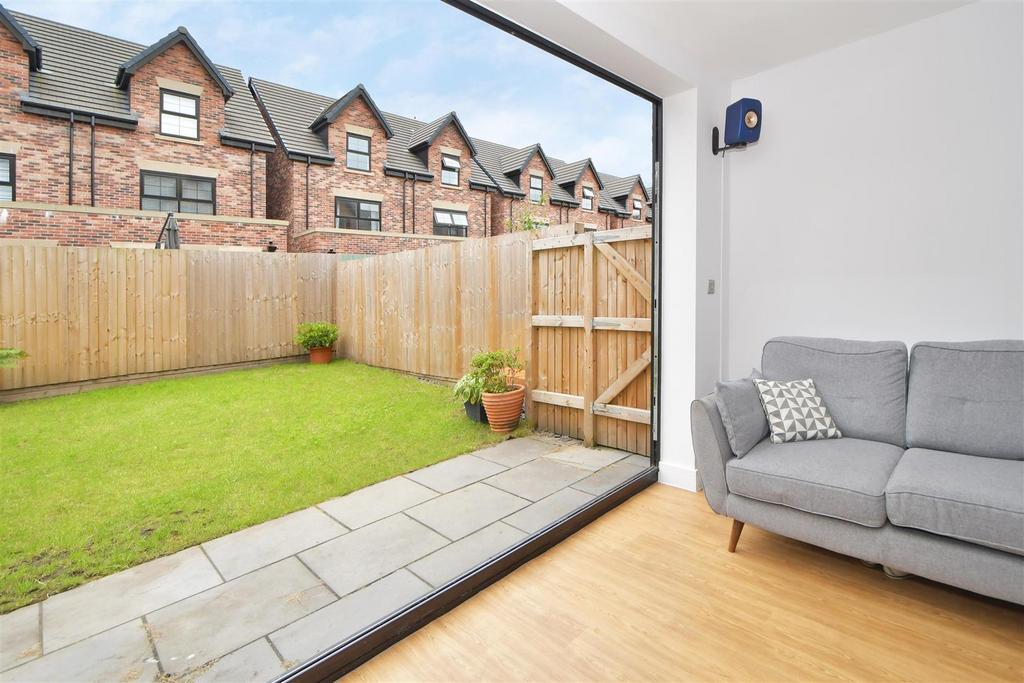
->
left=0, top=360, right=527, bottom=613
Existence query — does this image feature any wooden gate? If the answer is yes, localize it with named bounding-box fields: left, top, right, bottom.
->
left=527, top=225, right=652, bottom=456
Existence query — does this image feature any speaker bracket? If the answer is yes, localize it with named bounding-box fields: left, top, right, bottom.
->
left=711, top=127, right=747, bottom=156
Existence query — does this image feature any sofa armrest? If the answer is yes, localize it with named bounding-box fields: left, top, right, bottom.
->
left=690, top=394, right=735, bottom=516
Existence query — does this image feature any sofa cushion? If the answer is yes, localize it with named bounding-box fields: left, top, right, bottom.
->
left=726, top=437, right=904, bottom=527
left=761, top=337, right=908, bottom=447
left=714, top=369, right=768, bottom=457
left=886, top=448, right=1024, bottom=555
left=754, top=377, right=842, bottom=444
left=905, top=341, right=1024, bottom=460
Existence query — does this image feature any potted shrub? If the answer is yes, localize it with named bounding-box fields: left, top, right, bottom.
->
left=453, top=370, right=488, bottom=424
left=295, top=322, right=338, bottom=364
left=474, top=348, right=525, bottom=433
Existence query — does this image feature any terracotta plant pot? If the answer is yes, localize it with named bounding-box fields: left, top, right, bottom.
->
left=481, top=384, right=525, bottom=433
left=309, top=346, right=333, bottom=364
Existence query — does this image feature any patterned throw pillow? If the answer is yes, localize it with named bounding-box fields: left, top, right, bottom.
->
left=753, top=378, right=843, bottom=444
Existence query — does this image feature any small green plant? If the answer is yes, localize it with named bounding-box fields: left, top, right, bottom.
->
left=453, top=348, right=524, bottom=401
left=452, top=371, right=485, bottom=405
left=506, top=194, right=550, bottom=232
left=294, top=322, right=338, bottom=350
left=0, top=349, right=27, bottom=368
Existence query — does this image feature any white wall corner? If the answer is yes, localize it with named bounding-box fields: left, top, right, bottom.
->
left=658, top=461, right=701, bottom=492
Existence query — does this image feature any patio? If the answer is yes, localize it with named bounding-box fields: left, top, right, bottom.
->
left=0, top=435, right=648, bottom=682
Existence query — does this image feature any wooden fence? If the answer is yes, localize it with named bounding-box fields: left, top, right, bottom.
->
left=529, top=226, right=653, bottom=456
left=0, top=245, right=336, bottom=392
left=334, top=229, right=535, bottom=380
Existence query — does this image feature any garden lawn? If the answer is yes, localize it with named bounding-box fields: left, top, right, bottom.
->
left=0, top=360, right=526, bottom=613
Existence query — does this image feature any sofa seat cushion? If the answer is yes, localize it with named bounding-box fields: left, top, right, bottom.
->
left=886, top=448, right=1024, bottom=555
left=726, top=437, right=904, bottom=527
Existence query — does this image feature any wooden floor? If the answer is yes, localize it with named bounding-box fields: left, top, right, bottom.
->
left=349, top=484, right=1024, bottom=682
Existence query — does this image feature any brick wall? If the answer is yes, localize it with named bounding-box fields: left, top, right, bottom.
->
left=269, top=96, right=495, bottom=254
left=0, top=24, right=270, bottom=249
left=0, top=206, right=287, bottom=249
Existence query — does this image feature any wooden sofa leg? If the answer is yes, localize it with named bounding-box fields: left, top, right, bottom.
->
left=728, top=519, right=745, bottom=553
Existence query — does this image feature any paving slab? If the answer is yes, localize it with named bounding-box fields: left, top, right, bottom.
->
left=42, top=546, right=222, bottom=653
left=625, top=454, right=651, bottom=468
left=408, top=522, right=527, bottom=587
left=0, top=619, right=158, bottom=683
left=0, top=604, right=40, bottom=673
left=572, top=460, right=647, bottom=495
left=545, top=444, right=629, bottom=471
left=318, top=476, right=438, bottom=530
left=146, top=558, right=334, bottom=675
left=472, top=437, right=561, bottom=468
left=484, top=458, right=592, bottom=501
left=405, top=483, right=530, bottom=540
left=404, top=454, right=506, bottom=493
left=202, top=507, right=346, bottom=581
left=270, top=570, right=430, bottom=665
left=502, top=487, right=596, bottom=534
left=193, top=638, right=284, bottom=683
left=298, top=514, right=447, bottom=598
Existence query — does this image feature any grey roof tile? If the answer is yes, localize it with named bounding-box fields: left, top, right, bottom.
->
left=11, top=11, right=273, bottom=147
left=250, top=78, right=643, bottom=206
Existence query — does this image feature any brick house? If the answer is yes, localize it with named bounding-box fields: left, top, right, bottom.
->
left=251, top=77, right=651, bottom=256
left=0, top=6, right=650, bottom=256
left=0, top=7, right=286, bottom=250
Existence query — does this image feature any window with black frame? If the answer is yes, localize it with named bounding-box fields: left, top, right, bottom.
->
left=141, top=172, right=214, bottom=214
left=0, top=154, right=13, bottom=201
left=160, top=90, right=199, bottom=140
left=581, top=185, right=594, bottom=210
left=336, top=197, right=381, bottom=231
left=530, top=174, right=543, bottom=203
left=433, top=209, right=468, bottom=236
left=346, top=134, right=371, bottom=171
left=632, top=198, right=642, bottom=220
left=441, top=154, right=460, bottom=186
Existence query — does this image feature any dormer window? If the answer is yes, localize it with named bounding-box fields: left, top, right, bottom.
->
left=632, top=198, right=642, bottom=220
left=529, top=175, right=543, bottom=203
left=581, top=186, right=594, bottom=211
left=160, top=90, right=199, bottom=140
left=441, top=154, right=460, bottom=186
left=346, top=133, right=370, bottom=171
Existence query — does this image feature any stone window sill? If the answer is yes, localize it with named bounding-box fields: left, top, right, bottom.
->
left=154, top=134, right=203, bottom=147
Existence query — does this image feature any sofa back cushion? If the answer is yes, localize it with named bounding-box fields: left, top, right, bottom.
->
left=906, top=341, right=1024, bottom=460
left=761, top=337, right=908, bottom=447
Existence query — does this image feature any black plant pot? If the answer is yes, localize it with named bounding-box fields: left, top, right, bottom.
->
left=464, top=400, right=488, bottom=424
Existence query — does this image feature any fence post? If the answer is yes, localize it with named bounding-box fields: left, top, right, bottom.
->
left=582, top=230, right=595, bottom=446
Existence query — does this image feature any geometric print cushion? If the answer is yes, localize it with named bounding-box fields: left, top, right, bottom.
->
left=753, top=378, right=843, bottom=444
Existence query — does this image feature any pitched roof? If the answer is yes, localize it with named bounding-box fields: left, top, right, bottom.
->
left=310, top=83, right=393, bottom=138
left=552, top=158, right=604, bottom=190
left=0, top=3, right=41, bottom=70
left=406, top=112, right=478, bottom=156
left=249, top=76, right=644, bottom=204
left=9, top=11, right=273, bottom=147
left=115, top=26, right=233, bottom=98
left=499, top=143, right=556, bottom=179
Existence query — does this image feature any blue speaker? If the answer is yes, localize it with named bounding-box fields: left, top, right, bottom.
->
left=712, top=98, right=762, bottom=155
left=724, top=98, right=761, bottom=146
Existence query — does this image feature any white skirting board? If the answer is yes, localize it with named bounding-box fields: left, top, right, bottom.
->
left=657, top=462, right=701, bottom=492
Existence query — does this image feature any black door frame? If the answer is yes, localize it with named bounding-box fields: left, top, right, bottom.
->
left=276, top=2, right=663, bottom=680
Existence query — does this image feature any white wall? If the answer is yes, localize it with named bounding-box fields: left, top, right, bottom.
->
left=724, top=1, right=1024, bottom=375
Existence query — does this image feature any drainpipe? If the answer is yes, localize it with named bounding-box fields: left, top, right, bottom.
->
left=249, top=143, right=255, bottom=218
left=89, top=116, right=96, bottom=207
left=411, top=179, right=416, bottom=234
left=401, top=175, right=407, bottom=233
left=67, top=112, right=75, bottom=205
left=483, top=191, right=488, bottom=237
left=305, top=156, right=311, bottom=231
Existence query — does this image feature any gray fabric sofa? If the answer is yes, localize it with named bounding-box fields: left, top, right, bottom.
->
left=691, top=337, right=1024, bottom=605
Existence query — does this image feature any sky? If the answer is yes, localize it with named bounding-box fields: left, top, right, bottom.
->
left=11, top=0, right=653, bottom=180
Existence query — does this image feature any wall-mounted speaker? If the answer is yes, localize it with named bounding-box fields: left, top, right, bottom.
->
left=712, top=98, right=762, bottom=155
